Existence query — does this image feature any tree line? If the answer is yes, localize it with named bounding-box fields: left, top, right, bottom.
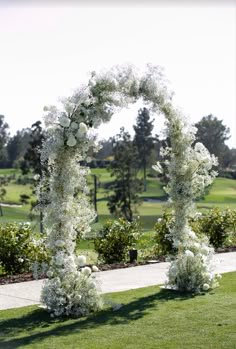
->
left=0, top=111, right=236, bottom=222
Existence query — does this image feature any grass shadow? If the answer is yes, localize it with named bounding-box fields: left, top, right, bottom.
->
left=0, top=288, right=197, bottom=348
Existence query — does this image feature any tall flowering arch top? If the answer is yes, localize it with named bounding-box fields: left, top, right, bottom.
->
left=38, top=64, right=171, bottom=317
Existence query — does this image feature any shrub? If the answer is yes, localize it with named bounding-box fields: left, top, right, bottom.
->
left=0, top=223, right=48, bottom=275
left=94, top=218, right=141, bottom=264
left=196, top=208, right=236, bottom=248
left=153, top=211, right=177, bottom=256
left=154, top=208, right=236, bottom=254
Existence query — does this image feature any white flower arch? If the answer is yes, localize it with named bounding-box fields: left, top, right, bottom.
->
left=39, top=64, right=219, bottom=318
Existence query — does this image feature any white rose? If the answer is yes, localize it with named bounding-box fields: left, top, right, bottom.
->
left=77, top=122, right=88, bottom=137
left=47, top=270, right=53, bottom=278
left=55, top=240, right=65, bottom=248
left=185, top=250, right=194, bottom=258
left=77, top=255, right=86, bottom=267
left=33, top=174, right=40, bottom=181
left=81, top=266, right=92, bottom=276
left=67, top=135, right=77, bottom=147
left=188, top=231, right=196, bottom=239
left=74, top=294, right=82, bottom=302
left=70, top=122, right=78, bottom=129
left=55, top=254, right=64, bottom=266
left=59, top=115, right=70, bottom=127
left=202, top=283, right=210, bottom=291
left=201, top=246, right=209, bottom=256
left=92, top=265, right=99, bottom=272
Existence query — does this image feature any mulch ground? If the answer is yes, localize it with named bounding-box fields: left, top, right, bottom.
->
left=0, top=247, right=235, bottom=286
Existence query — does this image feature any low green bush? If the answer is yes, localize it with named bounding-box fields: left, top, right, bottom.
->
left=153, top=208, right=236, bottom=254
left=153, top=211, right=176, bottom=256
left=94, top=218, right=141, bottom=264
left=0, top=223, right=48, bottom=275
left=195, top=208, right=236, bottom=248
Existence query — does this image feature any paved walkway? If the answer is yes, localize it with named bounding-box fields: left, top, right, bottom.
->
left=0, top=252, right=235, bottom=311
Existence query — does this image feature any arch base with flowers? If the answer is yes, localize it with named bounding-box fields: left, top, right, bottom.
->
left=39, top=64, right=220, bottom=318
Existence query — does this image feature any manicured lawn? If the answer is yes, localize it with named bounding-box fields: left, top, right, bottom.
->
left=1, top=169, right=236, bottom=232
left=0, top=168, right=21, bottom=176
left=3, top=183, right=32, bottom=204
left=0, top=205, right=31, bottom=223
left=0, top=272, right=235, bottom=349
left=203, top=177, right=236, bottom=204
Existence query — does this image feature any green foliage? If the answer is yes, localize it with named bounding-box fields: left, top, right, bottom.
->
left=20, top=121, right=45, bottom=176
left=0, top=223, right=48, bottom=275
left=107, top=128, right=142, bottom=221
left=0, top=114, right=9, bottom=166
left=194, top=208, right=236, bottom=248
left=6, top=128, right=31, bottom=168
left=195, top=114, right=230, bottom=169
left=133, top=107, right=154, bottom=191
left=154, top=208, right=236, bottom=254
left=94, top=218, right=141, bottom=263
left=153, top=211, right=176, bottom=256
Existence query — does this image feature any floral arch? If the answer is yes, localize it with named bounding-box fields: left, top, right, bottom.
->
left=39, top=64, right=220, bottom=318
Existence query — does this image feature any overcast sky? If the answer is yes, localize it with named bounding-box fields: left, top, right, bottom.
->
left=0, top=2, right=235, bottom=147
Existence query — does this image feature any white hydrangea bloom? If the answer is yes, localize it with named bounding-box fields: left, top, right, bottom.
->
left=202, top=283, right=210, bottom=291
left=77, top=122, right=88, bottom=136
left=185, top=250, right=194, bottom=258
left=77, top=255, right=86, bottom=267
left=67, top=135, right=77, bottom=147
left=55, top=240, right=65, bottom=247
left=81, top=266, right=92, bottom=276
left=59, top=115, right=70, bottom=127
left=70, top=122, right=78, bottom=129
left=92, top=265, right=99, bottom=272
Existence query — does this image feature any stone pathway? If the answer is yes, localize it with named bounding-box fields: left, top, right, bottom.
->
left=0, top=252, right=235, bottom=311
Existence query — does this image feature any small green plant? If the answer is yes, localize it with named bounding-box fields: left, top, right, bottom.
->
left=94, top=218, right=142, bottom=264
left=0, top=223, right=48, bottom=275
left=153, top=211, right=176, bottom=256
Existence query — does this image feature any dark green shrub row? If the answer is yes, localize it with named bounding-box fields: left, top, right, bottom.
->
left=0, top=223, right=48, bottom=275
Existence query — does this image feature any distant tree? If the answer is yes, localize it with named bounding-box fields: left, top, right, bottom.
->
left=107, top=128, right=142, bottom=222
left=0, top=176, right=7, bottom=216
left=195, top=115, right=230, bottom=169
left=96, top=139, right=113, bottom=160
left=6, top=128, right=31, bottom=168
left=20, top=121, right=45, bottom=175
left=20, top=121, right=46, bottom=234
left=221, top=146, right=236, bottom=170
left=133, top=107, right=154, bottom=191
left=0, top=115, right=9, bottom=167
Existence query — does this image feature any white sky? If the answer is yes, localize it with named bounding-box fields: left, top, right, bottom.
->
left=0, top=3, right=235, bottom=147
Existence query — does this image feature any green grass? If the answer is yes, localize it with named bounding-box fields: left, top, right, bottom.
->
left=0, top=205, right=31, bottom=223
left=0, top=272, right=235, bottom=349
left=0, top=168, right=21, bottom=176
left=3, top=183, right=32, bottom=204
left=0, top=168, right=236, bottom=231
left=203, top=177, right=236, bottom=203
